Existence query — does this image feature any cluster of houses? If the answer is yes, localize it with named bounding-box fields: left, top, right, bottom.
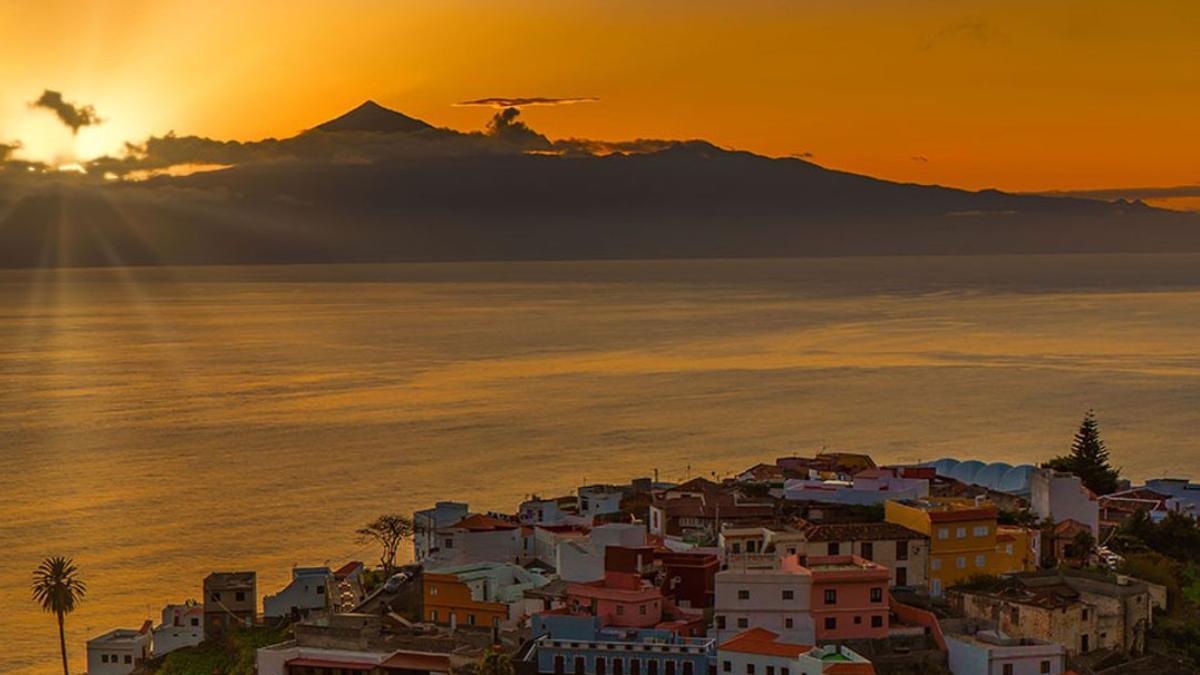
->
left=86, top=453, right=1198, bottom=675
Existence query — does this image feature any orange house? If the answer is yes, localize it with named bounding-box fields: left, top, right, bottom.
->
left=422, top=569, right=508, bottom=629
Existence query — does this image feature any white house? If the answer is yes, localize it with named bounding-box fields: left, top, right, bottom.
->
left=263, top=566, right=332, bottom=618
left=578, top=485, right=627, bottom=519
left=152, top=602, right=203, bottom=657
left=1030, top=468, right=1099, bottom=536
left=1143, top=479, right=1200, bottom=516
left=414, top=501, right=471, bottom=561
left=426, top=513, right=522, bottom=567
left=713, top=558, right=814, bottom=644
left=520, top=497, right=571, bottom=526
left=555, top=523, right=648, bottom=582
left=945, top=619, right=1066, bottom=675
left=87, top=623, right=152, bottom=675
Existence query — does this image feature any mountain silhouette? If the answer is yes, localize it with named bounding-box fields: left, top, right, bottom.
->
left=312, top=100, right=433, bottom=134
left=0, top=101, right=1197, bottom=268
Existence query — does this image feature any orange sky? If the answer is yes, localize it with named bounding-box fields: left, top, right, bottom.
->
left=1, top=0, right=1197, bottom=192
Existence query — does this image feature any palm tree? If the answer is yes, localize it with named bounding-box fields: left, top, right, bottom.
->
left=32, top=557, right=87, bottom=675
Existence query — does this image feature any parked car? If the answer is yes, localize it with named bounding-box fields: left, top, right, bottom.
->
left=384, top=572, right=410, bottom=593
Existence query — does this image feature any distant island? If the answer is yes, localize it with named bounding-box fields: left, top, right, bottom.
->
left=0, top=100, right=1197, bottom=268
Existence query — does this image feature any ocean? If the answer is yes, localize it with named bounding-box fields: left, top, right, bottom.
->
left=2, top=255, right=1200, bottom=673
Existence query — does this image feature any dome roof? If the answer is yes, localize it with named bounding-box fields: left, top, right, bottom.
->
left=998, top=465, right=1035, bottom=494
left=950, top=460, right=987, bottom=484
left=931, top=458, right=961, bottom=477
left=973, top=462, right=1013, bottom=490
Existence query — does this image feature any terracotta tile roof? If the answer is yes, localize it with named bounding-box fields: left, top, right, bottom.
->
left=452, top=514, right=519, bottom=531
left=719, top=628, right=812, bottom=658
left=333, top=560, right=363, bottom=578
left=804, top=521, right=928, bottom=542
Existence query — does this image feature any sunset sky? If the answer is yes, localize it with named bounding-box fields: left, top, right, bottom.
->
left=1, top=0, right=1197, bottom=192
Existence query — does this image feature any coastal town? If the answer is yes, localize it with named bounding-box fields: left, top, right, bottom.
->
left=68, top=416, right=1200, bottom=675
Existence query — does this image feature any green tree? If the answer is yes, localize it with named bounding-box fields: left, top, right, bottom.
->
left=1045, top=410, right=1120, bottom=495
left=31, top=556, right=87, bottom=675
left=1068, top=529, right=1096, bottom=565
left=474, top=648, right=515, bottom=675
left=356, top=514, right=414, bottom=576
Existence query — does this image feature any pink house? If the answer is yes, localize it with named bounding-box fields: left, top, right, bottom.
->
left=804, top=555, right=890, bottom=640
left=567, top=569, right=663, bottom=627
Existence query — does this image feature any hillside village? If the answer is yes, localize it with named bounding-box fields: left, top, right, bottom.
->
left=79, top=424, right=1200, bottom=675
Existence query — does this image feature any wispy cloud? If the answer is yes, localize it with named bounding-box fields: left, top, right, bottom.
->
left=923, top=18, right=999, bottom=50
left=455, top=96, right=598, bottom=109
left=30, top=89, right=102, bottom=133
left=910, top=155, right=930, bottom=163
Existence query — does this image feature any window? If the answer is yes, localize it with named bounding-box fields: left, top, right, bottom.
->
left=1082, top=609, right=1089, bottom=621
left=824, top=589, right=837, bottom=605
left=597, top=657, right=607, bottom=675
left=938, top=528, right=949, bottom=540
left=1002, top=665, right=1013, bottom=675
left=716, top=616, right=726, bottom=630
left=956, top=527, right=966, bottom=539
left=577, top=657, right=587, bottom=675
left=896, top=540, right=909, bottom=560
left=766, top=667, right=774, bottom=675
left=1010, top=608, right=1019, bottom=623
left=782, top=590, right=794, bottom=600
left=746, top=664, right=755, bottom=675
left=870, top=587, right=883, bottom=603
left=235, top=591, right=246, bottom=602
left=896, top=567, right=907, bottom=587
left=974, top=526, right=989, bottom=537
left=824, top=617, right=836, bottom=630
left=430, top=585, right=438, bottom=595
left=871, top=615, right=883, bottom=628
left=1040, top=661, right=1051, bottom=674
left=956, top=557, right=966, bottom=569
left=125, top=655, right=132, bottom=664
left=931, top=559, right=942, bottom=571
left=632, top=660, right=642, bottom=675
left=101, top=655, right=109, bottom=664
left=615, top=660, right=625, bottom=675
left=555, top=656, right=566, bottom=674
left=723, top=662, right=731, bottom=673
left=617, top=606, right=625, bottom=615
left=431, top=610, right=439, bottom=622
left=975, top=555, right=986, bottom=568
left=468, top=614, right=476, bottom=625
left=781, top=670, right=789, bottom=675
left=737, top=618, right=748, bottom=629
left=853, top=616, right=861, bottom=624
left=640, top=605, right=647, bottom=615
left=747, top=540, right=758, bottom=553
left=737, top=590, right=750, bottom=600
left=787, top=548, right=796, bottom=555
left=316, top=585, right=325, bottom=595
left=785, top=617, right=794, bottom=628
left=827, top=542, right=840, bottom=555
left=860, top=542, right=873, bottom=560
left=683, top=663, right=693, bottom=675
left=732, top=542, right=742, bottom=554
left=210, top=591, right=221, bottom=601
left=445, top=538, right=454, bottom=548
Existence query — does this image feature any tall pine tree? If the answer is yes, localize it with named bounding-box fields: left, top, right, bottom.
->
left=1045, top=410, right=1120, bottom=495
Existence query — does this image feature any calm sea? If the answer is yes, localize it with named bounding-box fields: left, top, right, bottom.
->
left=3, top=255, right=1200, bottom=673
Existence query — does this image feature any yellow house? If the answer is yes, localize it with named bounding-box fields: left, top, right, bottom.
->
left=885, top=498, right=1019, bottom=596
left=994, top=525, right=1038, bottom=572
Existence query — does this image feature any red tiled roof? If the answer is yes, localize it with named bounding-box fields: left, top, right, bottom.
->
left=287, top=658, right=374, bottom=671
left=381, top=651, right=452, bottom=672
left=333, top=560, right=364, bottom=578
left=804, top=522, right=928, bottom=543
left=452, top=514, right=519, bottom=531
left=719, top=628, right=812, bottom=658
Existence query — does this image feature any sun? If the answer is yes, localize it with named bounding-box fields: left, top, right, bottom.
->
left=2, top=96, right=145, bottom=170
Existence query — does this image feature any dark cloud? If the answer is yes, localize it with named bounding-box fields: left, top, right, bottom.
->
left=0, top=141, right=19, bottom=161
left=790, top=151, right=815, bottom=159
left=30, top=89, right=102, bottom=133
left=554, top=138, right=684, bottom=156
left=910, top=155, right=929, bottom=163
left=485, top=107, right=551, bottom=148
left=923, top=18, right=998, bottom=50
left=456, top=96, right=598, bottom=108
